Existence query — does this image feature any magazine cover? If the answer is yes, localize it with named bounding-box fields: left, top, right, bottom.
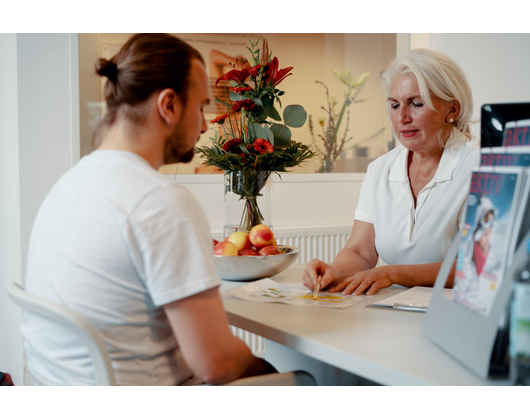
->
left=502, top=119, right=530, bottom=146
left=480, top=146, right=530, bottom=167
left=453, top=167, right=525, bottom=317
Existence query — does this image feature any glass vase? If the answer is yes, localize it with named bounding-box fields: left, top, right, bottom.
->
left=223, top=170, right=273, bottom=238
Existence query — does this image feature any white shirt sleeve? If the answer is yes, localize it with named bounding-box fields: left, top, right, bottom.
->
left=354, top=164, right=374, bottom=224
left=126, top=184, right=221, bottom=307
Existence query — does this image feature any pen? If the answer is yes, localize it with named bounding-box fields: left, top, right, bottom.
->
left=313, top=276, right=321, bottom=299
left=392, top=302, right=428, bottom=312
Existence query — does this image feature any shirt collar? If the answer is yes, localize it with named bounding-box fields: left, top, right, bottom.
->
left=388, top=129, right=470, bottom=183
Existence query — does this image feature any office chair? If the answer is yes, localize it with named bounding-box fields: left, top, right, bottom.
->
left=6, top=282, right=315, bottom=386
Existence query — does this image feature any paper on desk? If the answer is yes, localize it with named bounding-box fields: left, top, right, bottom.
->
left=371, top=286, right=453, bottom=310
left=229, top=278, right=370, bottom=309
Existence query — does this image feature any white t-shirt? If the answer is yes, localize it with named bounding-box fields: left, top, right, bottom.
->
left=354, top=131, right=480, bottom=265
left=20, top=151, right=221, bottom=385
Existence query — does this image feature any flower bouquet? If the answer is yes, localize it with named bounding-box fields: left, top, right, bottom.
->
left=195, top=38, right=315, bottom=235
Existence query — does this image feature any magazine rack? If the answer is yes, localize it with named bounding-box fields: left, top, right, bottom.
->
left=421, top=228, right=530, bottom=380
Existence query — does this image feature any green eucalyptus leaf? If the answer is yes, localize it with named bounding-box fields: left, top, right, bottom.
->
left=229, top=80, right=238, bottom=87
left=270, top=124, right=292, bottom=147
left=262, top=97, right=281, bottom=121
left=283, top=105, right=307, bottom=128
left=250, top=123, right=268, bottom=140
left=264, top=125, right=275, bottom=145
left=229, top=91, right=244, bottom=101
left=253, top=106, right=268, bottom=123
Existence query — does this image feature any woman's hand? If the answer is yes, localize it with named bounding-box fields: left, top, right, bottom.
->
left=302, top=259, right=341, bottom=291
left=329, top=265, right=394, bottom=296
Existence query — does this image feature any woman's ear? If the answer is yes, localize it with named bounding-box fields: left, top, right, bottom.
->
left=157, top=88, right=183, bottom=126
left=447, top=99, right=461, bottom=123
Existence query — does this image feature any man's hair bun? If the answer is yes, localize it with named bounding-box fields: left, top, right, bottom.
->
left=95, top=58, right=118, bottom=81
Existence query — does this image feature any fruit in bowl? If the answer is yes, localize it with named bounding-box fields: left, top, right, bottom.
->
left=227, top=231, right=252, bottom=252
left=248, top=224, right=275, bottom=249
left=214, top=245, right=300, bottom=281
left=258, top=245, right=282, bottom=256
left=212, top=227, right=299, bottom=281
left=213, top=240, right=238, bottom=256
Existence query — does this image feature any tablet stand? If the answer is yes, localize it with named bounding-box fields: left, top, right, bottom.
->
left=421, top=229, right=530, bottom=380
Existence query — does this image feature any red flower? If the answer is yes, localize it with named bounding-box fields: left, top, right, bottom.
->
left=232, top=87, right=253, bottom=94
left=253, top=138, right=274, bottom=154
left=240, top=153, right=246, bottom=162
left=263, top=57, right=293, bottom=87
left=215, top=64, right=261, bottom=88
left=222, top=138, right=243, bottom=152
left=210, top=113, right=229, bottom=125
left=233, top=99, right=257, bottom=113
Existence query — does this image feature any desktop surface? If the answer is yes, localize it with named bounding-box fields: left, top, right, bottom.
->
left=220, top=264, right=511, bottom=386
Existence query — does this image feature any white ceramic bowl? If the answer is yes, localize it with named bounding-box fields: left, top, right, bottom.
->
left=214, top=246, right=301, bottom=281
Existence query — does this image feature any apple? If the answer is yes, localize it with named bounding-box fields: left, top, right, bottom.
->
left=258, top=245, right=282, bottom=256
left=248, top=224, right=275, bottom=249
left=227, top=231, right=252, bottom=252
left=239, top=248, right=259, bottom=256
left=213, top=241, right=238, bottom=256
left=213, top=239, right=219, bottom=247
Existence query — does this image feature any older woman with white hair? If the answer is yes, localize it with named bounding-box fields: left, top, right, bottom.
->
left=303, top=48, right=480, bottom=296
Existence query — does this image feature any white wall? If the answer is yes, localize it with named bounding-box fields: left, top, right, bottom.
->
left=172, top=173, right=365, bottom=240
left=0, top=33, right=24, bottom=387
left=420, top=34, right=530, bottom=140
left=0, top=34, right=79, bottom=386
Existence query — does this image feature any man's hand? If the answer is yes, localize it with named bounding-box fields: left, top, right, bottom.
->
left=329, top=265, right=394, bottom=296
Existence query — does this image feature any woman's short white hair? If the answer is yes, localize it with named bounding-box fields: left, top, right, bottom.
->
left=381, top=48, right=475, bottom=138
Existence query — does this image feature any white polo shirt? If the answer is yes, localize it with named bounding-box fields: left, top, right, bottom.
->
left=354, top=130, right=480, bottom=265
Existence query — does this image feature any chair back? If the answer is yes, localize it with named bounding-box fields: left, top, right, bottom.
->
left=5, top=282, right=115, bottom=386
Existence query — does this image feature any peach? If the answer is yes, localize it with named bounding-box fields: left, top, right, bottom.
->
left=227, top=231, right=252, bottom=252
left=248, top=224, right=275, bottom=249
left=258, top=245, right=282, bottom=256
left=213, top=241, right=238, bottom=256
left=239, top=248, right=259, bottom=256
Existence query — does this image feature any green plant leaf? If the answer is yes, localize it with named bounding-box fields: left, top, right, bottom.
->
left=354, top=72, right=370, bottom=88
left=250, top=123, right=268, bottom=140
left=270, top=124, right=292, bottom=147
left=262, top=96, right=281, bottom=121
left=283, top=105, right=307, bottom=128
left=229, top=91, right=244, bottom=101
left=333, top=69, right=345, bottom=85
left=215, top=97, right=230, bottom=108
left=264, top=125, right=275, bottom=145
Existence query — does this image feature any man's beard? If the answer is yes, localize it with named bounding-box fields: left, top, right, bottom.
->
left=163, top=124, right=196, bottom=165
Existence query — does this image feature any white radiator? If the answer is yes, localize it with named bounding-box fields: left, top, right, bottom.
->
left=229, top=225, right=352, bottom=357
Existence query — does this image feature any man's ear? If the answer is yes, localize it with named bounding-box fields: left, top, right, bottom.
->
left=157, top=88, right=183, bottom=126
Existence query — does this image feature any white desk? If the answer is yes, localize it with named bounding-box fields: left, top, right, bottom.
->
left=220, top=264, right=510, bottom=386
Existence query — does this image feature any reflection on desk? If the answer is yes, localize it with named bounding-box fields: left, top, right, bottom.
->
left=220, top=264, right=511, bottom=386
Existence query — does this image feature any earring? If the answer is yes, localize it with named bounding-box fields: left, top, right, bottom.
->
left=449, top=118, right=454, bottom=123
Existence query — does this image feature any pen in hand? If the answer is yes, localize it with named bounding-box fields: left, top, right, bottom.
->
left=313, top=276, right=321, bottom=299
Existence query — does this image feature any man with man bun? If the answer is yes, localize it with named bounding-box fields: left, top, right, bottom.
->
left=20, top=33, right=275, bottom=385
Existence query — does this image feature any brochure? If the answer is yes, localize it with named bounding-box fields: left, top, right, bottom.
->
left=370, top=286, right=453, bottom=312
left=453, top=166, right=526, bottom=317
left=228, top=278, right=370, bottom=309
